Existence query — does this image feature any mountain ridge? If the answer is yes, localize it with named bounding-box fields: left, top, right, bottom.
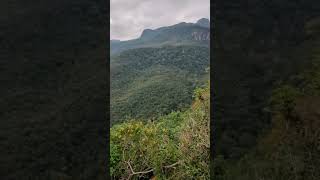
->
left=110, top=18, right=210, bottom=55
left=196, top=18, right=210, bottom=28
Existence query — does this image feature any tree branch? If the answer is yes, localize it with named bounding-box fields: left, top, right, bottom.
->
left=164, top=161, right=182, bottom=169
left=125, top=161, right=154, bottom=180
left=125, top=161, right=182, bottom=179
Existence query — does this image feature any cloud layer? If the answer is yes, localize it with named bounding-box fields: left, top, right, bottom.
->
left=111, top=0, right=210, bottom=40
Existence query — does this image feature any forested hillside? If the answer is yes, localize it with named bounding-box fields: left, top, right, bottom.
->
left=111, top=46, right=209, bottom=124
left=110, top=19, right=210, bottom=125
left=110, top=19, right=210, bottom=179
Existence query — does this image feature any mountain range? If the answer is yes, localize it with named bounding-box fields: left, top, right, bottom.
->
left=110, top=18, right=210, bottom=124
left=110, top=18, right=210, bottom=55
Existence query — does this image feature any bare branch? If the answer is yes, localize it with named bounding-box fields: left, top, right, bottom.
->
left=132, top=168, right=154, bottom=175
left=164, top=161, right=182, bottom=169
left=127, top=161, right=134, bottom=174
left=125, top=161, right=182, bottom=179
left=125, top=161, right=154, bottom=179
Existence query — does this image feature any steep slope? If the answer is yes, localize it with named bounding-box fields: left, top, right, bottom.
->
left=111, top=45, right=209, bottom=124
left=110, top=84, right=210, bottom=179
left=110, top=19, right=210, bottom=55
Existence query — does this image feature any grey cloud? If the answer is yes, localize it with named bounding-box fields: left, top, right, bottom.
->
left=111, top=0, right=210, bottom=40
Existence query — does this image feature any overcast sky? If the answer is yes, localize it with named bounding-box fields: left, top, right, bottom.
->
left=111, top=0, right=210, bottom=41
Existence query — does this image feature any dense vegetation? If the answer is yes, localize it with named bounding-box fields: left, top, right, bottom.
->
left=213, top=4, right=320, bottom=179
left=110, top=84, right=210, bottom=179
left=110, top=19, right=210, bottom=179
left=213, top=0, right=320, bottom=160
left=214, top=38, right=320, bottom=180
left=111, top=46, right=209, bottom=124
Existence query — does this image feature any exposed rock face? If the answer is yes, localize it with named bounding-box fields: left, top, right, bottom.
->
left=110, top=18, right=210, bottom=55
left=192, top=31, right=210, bottom=41
left=140, top=29, right=156, bottom=39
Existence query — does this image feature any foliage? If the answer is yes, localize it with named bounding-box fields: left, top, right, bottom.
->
left=269, top=85, right=302, bottom=120
left=215, top=25, right=320, bottom=180
left=178, top=83, right=210, bottom=179
left=111, top=45, right=209, bottom=124
left=110, top=84, right=210, bottom=179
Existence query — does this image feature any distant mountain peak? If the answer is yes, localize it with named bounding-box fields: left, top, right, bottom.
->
left=196, top=18, right=210, bottom=28
left=111, top=19, right=210, bottom=54
left=140, top=29, right=155, bottom=39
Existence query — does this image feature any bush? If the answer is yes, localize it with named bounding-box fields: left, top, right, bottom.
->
left=110, top=84, right=210, bottom=179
